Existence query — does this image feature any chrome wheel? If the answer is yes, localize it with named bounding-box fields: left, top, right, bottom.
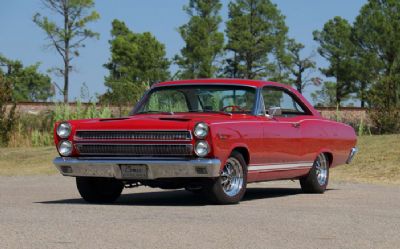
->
left=220, top=157, right=244, bottom=197
left=315, top=154, right=328, bottom=186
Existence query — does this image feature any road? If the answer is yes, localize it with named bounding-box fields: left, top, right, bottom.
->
left=0, top=176, right=399, bottom=249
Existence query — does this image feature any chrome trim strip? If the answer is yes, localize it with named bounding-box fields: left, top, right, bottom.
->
left=74, top=130, right=193, bottom=142
left=53, top=157, right=221, bottom=179
left=248, top=162, right=314, bottom=172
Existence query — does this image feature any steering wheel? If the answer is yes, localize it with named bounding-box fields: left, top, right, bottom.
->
left=221, top=105, right=245, bottom=112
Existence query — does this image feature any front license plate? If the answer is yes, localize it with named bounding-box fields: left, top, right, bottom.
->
left=120, top=164, right=148, bottom=178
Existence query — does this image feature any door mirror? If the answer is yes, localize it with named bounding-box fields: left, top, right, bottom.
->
left=266, top=107, right=282, bottom=118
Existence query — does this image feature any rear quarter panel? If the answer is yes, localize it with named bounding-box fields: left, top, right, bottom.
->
left=300, top=119, right=357, bottom=167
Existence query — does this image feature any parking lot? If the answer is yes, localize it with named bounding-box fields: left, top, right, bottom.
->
left=0, top=176, right=399, bottom=249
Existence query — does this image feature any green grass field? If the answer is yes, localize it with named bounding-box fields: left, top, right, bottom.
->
left=0, top=135, right=399, bottom=184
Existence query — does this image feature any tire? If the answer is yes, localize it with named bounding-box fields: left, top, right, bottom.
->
left=300, top=153, right=329, bottom=193
left=204, top=151, right=247, bottom=204
left=76, top=177, right=124, bottom=203
left=185, top=186, right=204, bottom=194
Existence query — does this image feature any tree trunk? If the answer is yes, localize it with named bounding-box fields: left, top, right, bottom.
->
left=64, top=60, right=69, bottom=103
left=63, top=1, right=69, bottom=103
left=360, top=81, right=365, bottom=108
left=296, top=72, right=302, bottom=93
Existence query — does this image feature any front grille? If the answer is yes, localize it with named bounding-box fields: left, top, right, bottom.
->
left=75, top=130, right=191, bottom=141
left=75, top=144, right=193, bottom=156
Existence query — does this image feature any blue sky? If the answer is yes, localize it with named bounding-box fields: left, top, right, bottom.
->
left=0, top=0, right=367, bottom=102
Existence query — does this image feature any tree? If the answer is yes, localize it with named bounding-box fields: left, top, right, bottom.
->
left=311, top=81, right=346, bottom=107
left=0, top=73, right=17, bottom=146
left=102, top=20, right=170, bottom=114
left=175, top=0, right=224, bottom=79
left=313, top=16, right=358, bottom=106
left=224, top=0, right=288, bottom=80
left=0, top=55, right=54, bottom=102
left=353, top=0, right=400, bottom=132
left=286, top=39, right=316, bottom=94
left=33, top=0, right=100, bottom=103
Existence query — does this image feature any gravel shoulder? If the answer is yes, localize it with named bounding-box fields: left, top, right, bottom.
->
left=0, top=176, right=399, bottom=249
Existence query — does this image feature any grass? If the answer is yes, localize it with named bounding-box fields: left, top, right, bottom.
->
left=331, top=134, right=400, bottom=185
left=0, top=135, right=399, bottom=185
left=0, top=147, right=58, bottom=176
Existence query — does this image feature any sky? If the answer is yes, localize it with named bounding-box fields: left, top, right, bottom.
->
left=0, top=0, right=367, bottom=103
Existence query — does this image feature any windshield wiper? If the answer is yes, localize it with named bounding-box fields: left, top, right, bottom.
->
left=136, top=110, right=174, bottom=115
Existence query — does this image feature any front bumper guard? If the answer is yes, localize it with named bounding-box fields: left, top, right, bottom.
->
left=53, top=157, right=221, bottom=180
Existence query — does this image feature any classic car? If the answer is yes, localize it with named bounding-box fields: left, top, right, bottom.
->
left=53, top=79, right=357, bottom=204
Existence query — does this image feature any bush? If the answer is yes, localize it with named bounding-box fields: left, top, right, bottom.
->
left=0, top=74, right=17, bottom=146
left=368, top=108, right=400, bottom=134
left=5, top=101, right=113, bottom=147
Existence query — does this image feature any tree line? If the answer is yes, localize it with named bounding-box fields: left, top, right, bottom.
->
left=1, top=0, right=399, bottom=133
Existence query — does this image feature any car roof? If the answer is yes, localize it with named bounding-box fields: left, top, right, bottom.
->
left=152, top=78, right=320, bottom=117
left=153, top=78, right=293, bottom=89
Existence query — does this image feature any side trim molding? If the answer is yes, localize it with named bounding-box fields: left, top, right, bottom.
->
left=248, top=162, right=314, bottom=172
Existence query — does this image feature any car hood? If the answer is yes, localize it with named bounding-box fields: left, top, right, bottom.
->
left=68, top=113, right=256, bottom=131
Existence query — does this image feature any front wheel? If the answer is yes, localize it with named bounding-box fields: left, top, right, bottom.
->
left=300, top=153, right=329, bottom=193
left=204, top=151, right=247, bottom=204
left=76, top=177, right=124, bottom=203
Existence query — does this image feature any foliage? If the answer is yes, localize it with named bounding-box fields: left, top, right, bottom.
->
left=53, top=101, right=112, bottom=122
left=175, top=0, right=224, bottom=79
left=313, top=16, right=358, bottom=106
left=102, top=20, right=170, bottom=112
left=33, top=0, right=100, bottom=103
left=285, top=39, right=316, bottom=94
left=6, top=101, right=112, bottom=147
left=0, top=55, right=54, bottom=101
left=0, top=73, right=17, bottom=146
left=353, top=0, right=400, bottom=133
left=311, top=81, right=348, bottom=107
left=224, top=0, right=288, bottom=80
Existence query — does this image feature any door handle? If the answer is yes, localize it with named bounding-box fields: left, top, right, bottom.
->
left=292, top=122, right=300, bottom=128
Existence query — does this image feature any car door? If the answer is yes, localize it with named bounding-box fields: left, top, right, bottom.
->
left=253, top=86, right=313, bottom=176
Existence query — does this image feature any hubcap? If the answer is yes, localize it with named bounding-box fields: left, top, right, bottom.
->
left=220, top=157, right=244, bottom=197
left=315, top=154, right=328, bottom=186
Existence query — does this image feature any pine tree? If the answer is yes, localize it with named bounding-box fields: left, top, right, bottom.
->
left=175, top=0, right=224, bottom=79
left=225, top=0, right=288, bottom=80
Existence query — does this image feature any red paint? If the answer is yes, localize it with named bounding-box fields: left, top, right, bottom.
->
left=54, top=79, right=357, bottom=183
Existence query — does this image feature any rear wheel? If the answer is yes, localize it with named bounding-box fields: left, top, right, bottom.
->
left=76, top=177, right=124, bottom=203
left=205, top=151, right=247, bottom=204
left=300, top=153, right=329, bottom=193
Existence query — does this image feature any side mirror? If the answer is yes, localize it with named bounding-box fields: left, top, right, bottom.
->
left=266, top=107, right=282, bottom=118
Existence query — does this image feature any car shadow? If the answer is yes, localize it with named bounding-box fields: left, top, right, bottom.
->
left=36, top=187, right=335, bottom=207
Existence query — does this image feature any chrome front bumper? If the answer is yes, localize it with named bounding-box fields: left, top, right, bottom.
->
left=346, top=147, right=358, bottom=164
left=53, top=157, right=221, bottom=180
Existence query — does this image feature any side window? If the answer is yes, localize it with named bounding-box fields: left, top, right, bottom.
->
left=262, top=87, right=308, bottom=116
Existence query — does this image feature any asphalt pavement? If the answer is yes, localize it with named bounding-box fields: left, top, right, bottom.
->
left=0, top=176, right=399, bottom=249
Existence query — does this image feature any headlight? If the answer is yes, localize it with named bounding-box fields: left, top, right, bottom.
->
left=194, top=122, right=208, bottom=139
left=57, top=122, right=71, bottom=138
left=58, top=141, right=73, bottom=156
left=194, top=141, right=210, bottom=157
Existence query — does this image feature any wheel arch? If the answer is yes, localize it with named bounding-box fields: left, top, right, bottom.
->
left=231, top=146, right=250, bottom=166
left=321, top=151, right=333, bottom=167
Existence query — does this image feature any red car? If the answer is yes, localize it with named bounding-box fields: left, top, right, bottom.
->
left=53, top=79, right=357, bottom=204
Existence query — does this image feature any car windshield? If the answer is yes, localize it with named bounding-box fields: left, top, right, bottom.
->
left=135, top=85, right=257, bottom=114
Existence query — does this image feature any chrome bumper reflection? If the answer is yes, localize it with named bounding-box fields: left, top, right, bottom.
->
left=346, top=147, right=358, bottom=164
left=53, top=157, right=221, bottom=179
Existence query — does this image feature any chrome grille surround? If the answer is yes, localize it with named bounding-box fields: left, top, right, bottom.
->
left=75, top=130, right=192, bottom=141
left=75, top=144, right=193, bottom=156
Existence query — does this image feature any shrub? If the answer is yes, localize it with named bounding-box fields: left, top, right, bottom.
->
left=0, top=74, right=17, bottom=146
